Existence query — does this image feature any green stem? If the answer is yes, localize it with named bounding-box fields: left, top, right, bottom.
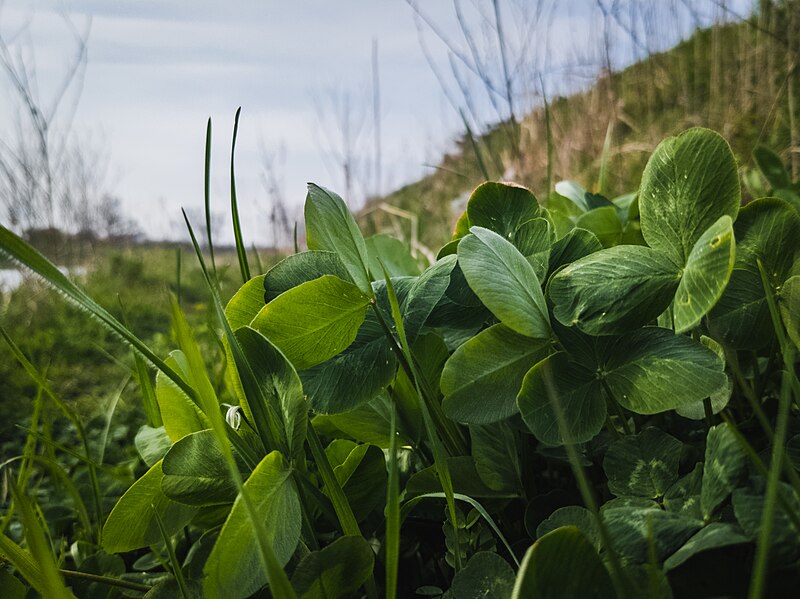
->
left=305, top=422, right=361, bottom=537
left=59, top=570, right=151, bottom=593
left=370, top=303, right=467, bottom=456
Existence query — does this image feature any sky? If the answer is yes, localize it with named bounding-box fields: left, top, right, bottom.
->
left=0, top=0, right=754, bottom=245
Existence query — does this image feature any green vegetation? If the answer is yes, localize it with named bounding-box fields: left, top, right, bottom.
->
left=1, top=123, right=799, bottom=598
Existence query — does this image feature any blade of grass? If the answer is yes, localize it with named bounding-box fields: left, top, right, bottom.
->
left=152, top=504, right=191, bottom=599
left=399, top=492, right=519, bottom=569
left=749, top=260, right=798, bottom=599
left=539, top=357, right=630, bottom=598
left=385, top=398, right=400, bottom=599
left=175, top=247, right=182, bottom=306
left=380, top=266, right=463, bottom=571
left=540, top=76, right=553, bottom=199
left=204, top=117, right=218, bottom=281
left=598, top=121, right=613, bottom=194
left=305, top=422, right=361, bottom=537
left=230, top=106, right=251, bottom=283
left=182, top=208, right=298, bottom=598
left=16, top=383, right=44, bottom=492
left=6, top=479, right=75, bottom=599
left=1, top=455, right=92, bottom=535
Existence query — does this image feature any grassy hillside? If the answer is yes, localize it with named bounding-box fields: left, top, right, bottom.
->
left=364, top=6, right=800, bottom=249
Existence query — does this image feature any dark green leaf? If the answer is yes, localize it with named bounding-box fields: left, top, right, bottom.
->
left=458, top=227, right=550, bottom=338
left=442, top=324, right=550, bottom=424
left=304, top=184, right=372, bottom=296
left=603, top=428, right=683, bottom=498
left=549, top=245, right=681, bottom=335
left=204, top=451, right=301, bottom=599
left=467, top=181, right=543, bottom=239
left=263, top=251, right=348, bottom=302
left=511, top=526, right=616, bottom=599
left=639, top=128, right=740, bottom=264
left=451, top=551, right=515, bottom=599
left=290, top=536, right=375, bottom=599
left=103, top=461, right=198, bottom=553
left=701, top=423, right=746, bottom=519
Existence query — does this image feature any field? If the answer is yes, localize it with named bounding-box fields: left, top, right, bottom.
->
left=2, top=4, right=800, bottom=599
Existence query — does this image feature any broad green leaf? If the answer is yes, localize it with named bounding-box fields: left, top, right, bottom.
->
left=451, top=551, right=515, bottom=599
left=546, top=228, right=603, bottom=279
left=204, top=451, right=301, bottom=599
left=512, top=218, right=553, bottom=281
left=549, top=245, right=681, bottom=335
left=290, top=535, right=375, bottom=599
left=302, top=313, right=396, bottom=414
left=575, top=206, right=623, bottom=247
left=452, top=210, right=471, bottom=240
left=304, top=184, right=372, bottom=296
left=251, top=275, right=370, bottom=370
left=780, top=275, right=800, bottom=350
left=672, top=216, right=735, bottom=333
left=709, top=197, right=800, bottom=348
left=663, top=523, right=750, bottom=572
left=466, top=181, right=542, bottom=239
left=226, top=274, right=267, bottom=328
left=754, top=144, right=790, bottom=189
left=402, top=255, right=456, bottom=343
left=458, top=227, right=550, bottom=338
left=155, top=351, right=208, bottom=443
left=234, top=327, right=308, bottom=459
left=554, top=180, right=614, bottom=213
left=103, top=461, right=197, bottom=553
left=161, top=430, right=243, bottom=506
left=366, top=234, right=421, bottom=278
left=732, top=484, right=800, bottom=565
left=263, top=251, right=349, bottom=302
left=324, top=440, right=387, bottom=521
left=134, top=425, right=172, bottom=467
left=604, top=507, right=702, bottom=563
left=602, top=328, right=727, bottom=415
left=442, top=324, right=549, bottom=424
left=312, top=393, right=414, bottom=448
left=535, top=506, right=602, bottom=552
left=639, top=128, right=740, bottom=264
left=701, top=423, right=747, bottom=519
left=470, top=422, right=522, bottom=493
left=516, top=352, right=604, bottom=446
left=676, top=337, right=731, bottom=420
left=511, top=527, right=615, bottom=599
left=603, top=428, right=683, bottom=498
left=663, top=463, right=703, bottom=518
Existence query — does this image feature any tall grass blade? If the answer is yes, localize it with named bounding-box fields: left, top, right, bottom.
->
left=6, top=479, right=75, bottom=598
left=598, top=121, right=613, bottom=194
left=230, top=106, right=251, bottom=283
left=152, top=504, right=191, bottom=599
left=181, top=209, right=298, bottom=598
left=380, top=266, right=462, bottom=570
left=749, top=261, right=798, bottom=598
left=205, top=117, right=218, bottom=280
left=385, top=398, right=400, bottom=599
left=541, top=78, right=553, bottom=199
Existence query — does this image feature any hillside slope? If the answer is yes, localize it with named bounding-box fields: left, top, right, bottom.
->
left=362, top=8, right=799, bottom=250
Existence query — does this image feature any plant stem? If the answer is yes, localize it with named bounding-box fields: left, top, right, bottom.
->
left=59, top=569, right=151, bottom=592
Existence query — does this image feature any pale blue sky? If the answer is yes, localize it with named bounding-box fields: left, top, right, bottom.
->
left=0, top=0, right=753, bottom=244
